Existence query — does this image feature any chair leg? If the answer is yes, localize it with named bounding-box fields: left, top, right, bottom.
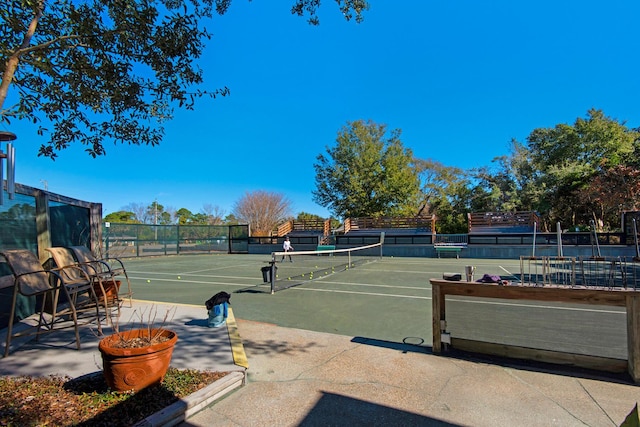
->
left=122, top=272, right=134, bottom=308
left=35, top=293, right=51, bottom=343
left=4, top=286, right=19, bottom=357
left=60, top=286, right=82, bottom=350
left=93, top=279, right=112, bottom=327
left=42, top=287, right=62, bottom=333
left=88, top=284, right=103, bottom=335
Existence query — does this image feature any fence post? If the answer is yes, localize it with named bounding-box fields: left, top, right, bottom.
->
left=136, top=224, right=140, bottom=257
left=163, top=225, right=167, bottom=256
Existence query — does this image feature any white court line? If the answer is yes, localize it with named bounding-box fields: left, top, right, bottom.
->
left=294, top=286, right=431, bottom=299
left=128, top=276, right=260, bottom=287
left=165, top=264, right=260, bottom=275
left=130, top=274, right=624, bottom=315
left=499, top=265, right=520, bottom=280
left=294, top=285, right=625, bottom=314
left=315, top=280, right=429, bottom=291
left=130, top=271, right=257, bottom=280
left=354, top=268, right=458, bottom=275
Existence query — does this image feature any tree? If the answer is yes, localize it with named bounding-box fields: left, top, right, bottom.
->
left=415, top=159, right=471, bottom=233
left=144, top=201, right=172, bottom=225
left=313, top=119, right=421, bottom=218
left=223, top=213, right=239, bottom=225
left=104, top=210, right=137, bottom=223
left=1, top=0, right=369, bottom=159
left=175, top=208, right=194, bottom=225
left=123, top=202, right=147, bottom=223
left=202, top=203, right=225, bottom=225
left=578, top=165, right=640, bottom=231
left=296, top=211, right=325, bottom=221
left=470, top=157, right=519, bottom=213
left=232, top=190, right=292, bottom=236
left=523, top=109, right=639, bottom=229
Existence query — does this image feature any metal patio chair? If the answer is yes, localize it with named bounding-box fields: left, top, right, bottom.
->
left=46, top=247, right=119, bottom=325
left=1, top=249, right=102, bottom=357
left=68, top=246, right=134, bottom=307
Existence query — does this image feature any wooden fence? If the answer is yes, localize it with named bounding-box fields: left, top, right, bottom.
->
left=276, top=219, right=331, bottom=237
left=344, top=216, right=436, bottom=233
left=468, top=211, right=540, bottom=233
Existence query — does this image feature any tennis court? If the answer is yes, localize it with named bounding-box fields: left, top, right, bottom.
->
left=123, top=253, right=628, bottom=361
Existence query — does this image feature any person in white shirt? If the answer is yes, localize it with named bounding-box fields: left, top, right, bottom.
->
left=282, top=236, right=294, bottom=262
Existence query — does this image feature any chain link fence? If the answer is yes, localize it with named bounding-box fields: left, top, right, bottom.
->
left=102, top=223, right=249, bottom=258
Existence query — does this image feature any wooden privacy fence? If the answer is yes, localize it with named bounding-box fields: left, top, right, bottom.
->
left=344, top=216, right=436, bottom=233
left=276, top=216, right=436, bottom=236
left=468, top=211, right=539, bottom=234
left=276, top=219, right=332, bottom=237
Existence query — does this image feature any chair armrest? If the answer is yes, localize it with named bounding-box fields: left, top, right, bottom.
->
left=14, top=269, right=65, bottom=296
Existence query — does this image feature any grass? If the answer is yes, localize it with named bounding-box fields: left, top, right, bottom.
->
left=0, top=368, right=228, bottom=426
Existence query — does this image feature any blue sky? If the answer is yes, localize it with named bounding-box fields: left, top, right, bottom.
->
left=3, top=0, right=640, bottom=219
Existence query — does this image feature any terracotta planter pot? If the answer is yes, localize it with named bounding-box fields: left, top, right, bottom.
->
left=99, top=329, right=178, bottom=392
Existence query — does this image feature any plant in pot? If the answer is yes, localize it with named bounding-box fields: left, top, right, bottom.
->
left=99, top=306, right=178, bottom=392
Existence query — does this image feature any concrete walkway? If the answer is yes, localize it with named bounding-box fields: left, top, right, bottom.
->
left=0, top=300, right=247, bottom=425
left=3, top=299, right=640, bottom=426
left=184, top=319, right=640, bottom=427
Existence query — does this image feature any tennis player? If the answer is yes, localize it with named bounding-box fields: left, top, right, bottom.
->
left=282, top=236, right=294, bottom=262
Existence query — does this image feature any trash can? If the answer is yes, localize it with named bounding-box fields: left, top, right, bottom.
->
left=261, top=266, right=270, bottom=282
left=261, top=263, right=277, bottom=282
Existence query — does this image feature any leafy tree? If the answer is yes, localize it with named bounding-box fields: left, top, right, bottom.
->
left=296, top=211, right=325, bottom=221
left=223, top=213, right=239, bottom=225
left=470, top=157, right=519, bottom=213
left=175, top=208, right=194, bottom=225
left=415, top=159, right=471, bottom=233
left=524, top=109, right=638, bottom=229
left=145, top=201, right=172, bottom=225
left=1, top=0, right=369, bottom=159
left=232, top=190, right=292, bottom=236
left=578, top=165, right=640, bottom=231
left=189, top=212, right=210, bottom=224
left=313, top=120, right=421, bottom=218
left=104, top=210, right=137, bottom=223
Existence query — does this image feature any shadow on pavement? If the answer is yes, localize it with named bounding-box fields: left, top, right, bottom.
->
left=299, top=391, right=459, bottom=426
left=351, top=336, right=431, bottom=355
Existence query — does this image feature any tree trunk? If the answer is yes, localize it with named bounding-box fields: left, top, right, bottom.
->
left=0, top=3, right=43, bottom=112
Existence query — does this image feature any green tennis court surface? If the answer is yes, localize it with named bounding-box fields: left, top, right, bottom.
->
left=123, top=254, right=627, bottom=360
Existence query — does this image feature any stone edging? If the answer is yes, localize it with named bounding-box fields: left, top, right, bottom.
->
left=133, top=370, right=246, bottom=427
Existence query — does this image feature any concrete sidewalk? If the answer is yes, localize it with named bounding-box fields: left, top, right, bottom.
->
left=185, top=319, right=640, bottom=427
left=3, top=300, right=640, bottom=426
left=0, top=300, right=247, bottom=425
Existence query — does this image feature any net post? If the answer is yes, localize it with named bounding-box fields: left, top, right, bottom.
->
left=379, top=232, right=384, bottom=258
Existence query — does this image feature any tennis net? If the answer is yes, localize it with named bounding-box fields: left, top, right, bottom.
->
left=266, top=242, right=383, bottom=293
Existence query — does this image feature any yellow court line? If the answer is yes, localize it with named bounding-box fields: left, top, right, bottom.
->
left=226, top=307, right=249, bottom=369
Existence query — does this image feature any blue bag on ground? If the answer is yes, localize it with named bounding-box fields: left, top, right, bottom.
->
left=208, top=302, right=228, bottom=327
left=205, top=291, right=231, bottom=328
